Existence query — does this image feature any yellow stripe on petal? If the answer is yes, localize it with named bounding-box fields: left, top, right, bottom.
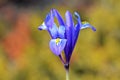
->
left=55, top=38, right=61, bottom=45
left=82, top=21, right=89, bottom=24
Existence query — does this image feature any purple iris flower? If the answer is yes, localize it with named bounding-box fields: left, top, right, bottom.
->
left=38, top=9, right=96, bottom=70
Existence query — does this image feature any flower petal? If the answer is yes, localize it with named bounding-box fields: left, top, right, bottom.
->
left=48, top=23, right=58, bottom=39
left=64, top=11, right=74, bottom=62
left=49, top=39, right=67, bottom=56
left=38, top=13, right=54, bottom=30
left=73, top=12, right=81, bottom=47
left=58, top=26, right=65, bottom=38
left=65, top=11, right=74, bottom=27
left=46, top=13, right=54, bottom=28
left=38, top=22, right=47, bottom=30
left=74, top=12, right=82, bottom=26
left=45, top=13, right=51, bottom=24
left=52, top=9, right=65, bottom=26
left=81, top=21, right=96, bottom=31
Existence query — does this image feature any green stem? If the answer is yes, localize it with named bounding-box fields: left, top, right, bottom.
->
left=64, top=63, right=69, bottom=80
left=66, top=69, right=69, bottom=80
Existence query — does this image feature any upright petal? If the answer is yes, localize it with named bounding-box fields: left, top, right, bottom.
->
left=38, top=13, right=54, bottom=30
left=81, top=21, right=96, bottom=31
left=44, top=13, right=53, bottom=28
left=58, top=26, right=65, bottom=39
left=74, top=12, right=82, bottom=27
left=64, top=11, right=74, bottom=62
left=45, top=13, right=51, bottom=24
left=52, top=9, right=65, bottom=26
left=48, top=23, right=58, bottom=39
left=49, top=39, right=67, bottom=56
left=65, top=11, right=74, bottom=27
left=73, top=12, right=81, bottom=48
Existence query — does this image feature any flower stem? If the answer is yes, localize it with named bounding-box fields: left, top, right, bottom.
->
left=66, top=69, right=69, bottom=80
left=64, top=63, right=69, bottom=80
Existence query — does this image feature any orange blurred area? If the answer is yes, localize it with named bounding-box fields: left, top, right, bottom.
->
left=0, top=0, right=120, bottom=80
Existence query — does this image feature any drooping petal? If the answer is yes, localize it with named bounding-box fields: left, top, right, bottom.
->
left=38, top=22, right=47, bottom=30
left=49, top=39, right=67, bottom=56
left=58, top=26, right=65, bottom=38
left=81, top=21, right=96, bottom=31
left=38, top=13, right=51, bottom=30
left=48, top=23, right=58, bottom=39
left=52, top=9, right=65, bottom=26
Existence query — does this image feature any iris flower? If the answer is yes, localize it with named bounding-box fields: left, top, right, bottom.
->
left=38, top=9, right=96, bottom=80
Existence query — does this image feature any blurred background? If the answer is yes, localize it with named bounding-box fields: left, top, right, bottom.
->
left=0, top=0, right=120, bottom=80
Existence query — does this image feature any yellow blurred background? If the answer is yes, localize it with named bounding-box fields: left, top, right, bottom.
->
left=0, top=0, right=120, bottom=80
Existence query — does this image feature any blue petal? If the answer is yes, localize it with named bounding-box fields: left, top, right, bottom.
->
left=38, top=22, right=47, bottom=30
left=74, top=12, right=82, bottom=26
left=73, top=24, right=80, bottom=48
left=38, top=13, right=51, bottom=30
left=48, top=23, right=58, bottom=39
left=58, top=26, right=65, bottom=38
left=52, top=9, right=65, bottom=26
left=49, top=39, right=67, bottom=56
left=65, top=11, right=74, bottom=27
left=44, top=13, right=52, bottom=27
left=73, top=12, right=81, bottom=47
left=81, top=22, right=96, bottom=31
left=45, top=13, right=51, bottom=24
left=44, top=12, right=54, bottom=29
left=64, top=11, right=74, bottom=62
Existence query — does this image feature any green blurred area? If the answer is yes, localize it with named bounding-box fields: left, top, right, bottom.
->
left=0, top=0, right=120, bottom=80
